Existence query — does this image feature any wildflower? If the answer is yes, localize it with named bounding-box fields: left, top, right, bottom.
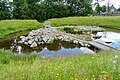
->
left=75, top=78, right=78, bottom=80
left=57, top=73, right=59, bottom=76
left=100, top=61, right=103, bottom=64
left=92, top=75, right=95, bottom=77
left=113, top=60, right=117, bottom=64
left=56, top=73, right=59, bottom=78
left=114, top=55, right=118, bottom=58
left=92, top=57, right=94, bottom=59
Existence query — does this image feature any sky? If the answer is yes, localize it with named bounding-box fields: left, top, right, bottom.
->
left=9, top=0, right=120, bottom=9
left=94, top=0, right=120, bottom=9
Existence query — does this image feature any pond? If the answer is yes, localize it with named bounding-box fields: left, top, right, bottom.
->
left=1, top=27, right=120, bottom=57
left=94, top=31, right=120, bottom=50
left=0, top=38, right=92, bottom=57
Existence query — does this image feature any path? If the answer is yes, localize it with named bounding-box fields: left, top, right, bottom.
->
left=88, top=41, right=111, bottom=50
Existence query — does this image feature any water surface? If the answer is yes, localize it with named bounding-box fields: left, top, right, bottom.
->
left=0, top=39, right=85, bottom=57
left=95, top=31, right=120, bottom=50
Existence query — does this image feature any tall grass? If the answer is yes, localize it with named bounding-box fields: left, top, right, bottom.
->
left=49, top=16, right=120, bottom=29
left=0, top=17, right=120, bottom=80
left=0, top=49, right=120, bottom=80
left=0, top=20, right=43, bottom=38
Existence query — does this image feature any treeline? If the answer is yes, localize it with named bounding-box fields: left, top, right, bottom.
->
left=0, top=0, right=93, bottom=22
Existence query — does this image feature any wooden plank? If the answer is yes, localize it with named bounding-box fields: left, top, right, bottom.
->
left=88, top=41, right=111, bottom=50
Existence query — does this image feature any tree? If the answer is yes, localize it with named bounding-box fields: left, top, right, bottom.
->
left=118, top=7, right=120, bottom=11
left=94, top=0, right=105, bottom=14
left=13, top=0, right=30, bottom=19
left=106, top=0, right=112, bottom=15
left=0, top=0, right=11, bottom=20
left=66, top=0, right=93, bottom=16
left=101, top=5, right=107, bottom=12
left=95, top=4, right=102, bottom=14
left=1, top=0, right=94, bottom=21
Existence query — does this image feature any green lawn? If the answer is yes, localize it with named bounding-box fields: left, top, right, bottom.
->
left=0, top=17, right=120, bottom=80
left=0, top=49, right=120, bottom=80
left=0, top=16, right=120, bottom=39
left=49, top=16, right=120, bottom=29
left=0, top=20, right=43, bottom=38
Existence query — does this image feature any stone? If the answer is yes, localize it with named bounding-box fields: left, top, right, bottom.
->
left=28, top=40, right=34, bottom=45
left=73, top=40, right=79, bottom=44
left=18, top=26, right=92, bottom=47
left=44, top=21, right=51, bottom=28
left=38, top=42, right=42, bottom=45
left=35, top=37, right=39, bottom=42
left=79, top=42, right=84, bottom=46
left=20, top=36, right=25, bottom=39
left=27, top=36, right=33, bottom=40
left=21, top=37, right=27, bottom=42
left=59, top=36, right=63, bottom=40
left=84, top=44, right=89, bottom=47
left=43, top=37, right=48, bottom=42
left=41, top=35, right=44, bottom=38
left=18, top=40, right=24, bottom=44
left=16, top=46, right=22, bottom=52
left=24, top=42, right=28, bottom=45
left=30, top=42, right=37, bottom=47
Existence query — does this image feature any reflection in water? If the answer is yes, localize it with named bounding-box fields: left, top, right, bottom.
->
left=95, top=32, right=120, bottom=50
left=40, top=47, right=82, bottom=57
left=0, top=39, right=83, bottom=57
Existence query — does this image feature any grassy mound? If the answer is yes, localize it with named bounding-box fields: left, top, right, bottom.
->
left=0, top=20, right=43, bottom=38
left=0, top=16, right=120, bottom=38
left=0, top=49, right=119, bottom=80
left=49, top=16, right=120, bottom=29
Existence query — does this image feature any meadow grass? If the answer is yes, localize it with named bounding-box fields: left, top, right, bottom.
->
left=0, top=49, right=120, bottom=80
left=0, top=20, right=43, bottom=38
left=0, top=16, right=120, bottom=39
left=0, top=17, right=120, bottom=80
left=48, top=16, right=120, bottom=30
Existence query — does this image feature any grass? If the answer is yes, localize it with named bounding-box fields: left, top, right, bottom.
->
left=0, top=16, right=120, bottom=39
left=48, top=16, right=120, bottom=29
left=0, top=49, right=120, bottom=80
left=0, top=17, right=120, bottom=80
left=0, top=20, right=43, bottom=38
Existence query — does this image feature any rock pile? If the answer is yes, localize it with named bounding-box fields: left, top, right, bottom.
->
left=76, top=26, right=104, bottom=31
left=18, top=28, right=58, bottom=47
left=18, top=27, right=90, bottom=48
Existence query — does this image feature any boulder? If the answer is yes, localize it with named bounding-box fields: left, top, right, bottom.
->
left=59, top=36, right=63, bottom=40
left=18, top=40, right=24, bottom=44
left=43, top=37, right=48, bottom=42
left=34, top=37, right=39, bottom=42
left=38, top=42, right=42, bottom=45
left=27, top=36, right=33, bottom=40
left=21, top=37, right=27, bottom=42
left=41, top=35, right=44, bottom=38
left=30, top=42, right=37, bottom=47
left=28, top=40, right=34, bottom=45
left=73, top=40, right=79, bottom=44
left=20, top=36, right=25, bottom=39
left=24, top=42, right=28, bottom=45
